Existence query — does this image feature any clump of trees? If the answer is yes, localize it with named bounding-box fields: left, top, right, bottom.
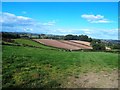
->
left=2, top=32, right=20, bottom=39
left=112, top=43, right=120, bottom=49
left=90, top=39, right=106, bottom=51
left=105, top=41, right=120, bottom=50
left=64, top=34, right=92, bottom=42
left=64, top=35, right=78, bottom=40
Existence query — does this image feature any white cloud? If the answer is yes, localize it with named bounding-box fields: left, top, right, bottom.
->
left=80, top=29, right=92, bottom=34
left=81, top=14, right=111, bottom=23
left=42, top=20, right=56, bottom=26
left=1, top=12, right=117, bottom=39
left=24, top=28, right=33, bottom=32
left=2, top=12, right=33, bottom=27
left=90, top=19, right=110, bottom=23
left=1, top=12, right=55, bottom=33
left=86, top=28, right=118, bottom=39
left=52, top=28, right=118, bottom=40
left=51, top=28, right=92, bottom=35
left=81, top=14, right=104, bottom=20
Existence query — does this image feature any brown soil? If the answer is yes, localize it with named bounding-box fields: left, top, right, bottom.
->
left=60, top=40, right=92, bottom=49
left=64, top=70, right=118, bottom=88
left=70, top=40, right=91, bottom=46
left=33, top=39, right=92, bottom=50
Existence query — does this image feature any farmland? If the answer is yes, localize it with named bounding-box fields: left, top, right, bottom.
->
left=14, top=39, right=57, bottom=50
left=33, top=39, right=92, bottom=50
left=2, top=38, right=118, bottom=88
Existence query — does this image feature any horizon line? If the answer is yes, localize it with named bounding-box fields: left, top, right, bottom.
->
left=1, top=31, right=119, bottom=40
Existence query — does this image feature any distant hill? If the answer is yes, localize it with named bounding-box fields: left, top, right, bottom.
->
left=1, top=31, right=120, bottom=44
left=101, top=39, right=120, bottom=44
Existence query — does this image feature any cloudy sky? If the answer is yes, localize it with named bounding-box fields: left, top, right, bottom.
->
left=1, top=2, right=118, bottom=40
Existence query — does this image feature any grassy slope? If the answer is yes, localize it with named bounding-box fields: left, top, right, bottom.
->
left=14, top=39, right=57, bottom=50
left=2, top=44, right=118, bottom=88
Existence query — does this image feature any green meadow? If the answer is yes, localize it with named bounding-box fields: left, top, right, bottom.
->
left=2, top=39, right=118, bottom=88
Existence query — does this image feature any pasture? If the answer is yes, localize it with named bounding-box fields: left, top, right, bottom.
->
left=2, top=39, right=118, bottom=88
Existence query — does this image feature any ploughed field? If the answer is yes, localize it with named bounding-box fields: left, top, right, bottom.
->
left=33, top=39, right=92, bottom=50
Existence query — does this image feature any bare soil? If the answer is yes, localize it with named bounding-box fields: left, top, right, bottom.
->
left=64, top=70, right=118, bottom=88
left=33, top=39, right=92, bottom=50
left=60, top=40, right=92, bottom=49
left=70, top=40, right=91, bottom=46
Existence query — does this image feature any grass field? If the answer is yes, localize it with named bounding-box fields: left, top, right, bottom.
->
left=14, top=39, right=57, bottom=50
left=2, top=39, right=118, bottom=88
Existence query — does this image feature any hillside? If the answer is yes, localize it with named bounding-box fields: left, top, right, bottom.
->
left=2, top=38, right=118, bottom=88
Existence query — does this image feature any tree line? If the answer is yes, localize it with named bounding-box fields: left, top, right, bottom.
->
left=2, top=32, right=20, bottom=39
left=64, top=34, right=92, bottom=42
left=2, top=32, right=120, bottom=51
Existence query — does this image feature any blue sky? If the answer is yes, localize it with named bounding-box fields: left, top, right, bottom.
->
left=1, top=2, right=118, bottom=40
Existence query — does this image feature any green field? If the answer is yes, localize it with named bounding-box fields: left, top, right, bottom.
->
left=2, top=39, right=118, bottom=88
left=14, top=39, right=57, bottom=50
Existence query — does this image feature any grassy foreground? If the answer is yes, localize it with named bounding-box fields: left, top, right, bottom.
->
left=2, top=39, right=118, bottom=88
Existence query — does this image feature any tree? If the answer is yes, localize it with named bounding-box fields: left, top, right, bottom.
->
left=78, top=35, right=92, bottom=42
left=38, top=35, right=41, bottom=39
left=87, top=37, right=92, bottom=42
left=64, top=34, right=74, bottom=40
left=79, top=35, right=88, bottom=41
left=2, top=32, right=20, bottom=39
left=64, top=34, right=93, bottom=42
left=112, top=43, right=120, bottom=49
left=91, top=40, right=105, bottom=51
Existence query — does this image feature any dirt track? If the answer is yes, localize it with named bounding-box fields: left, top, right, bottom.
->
left=65, top=70, right=118, bottom=88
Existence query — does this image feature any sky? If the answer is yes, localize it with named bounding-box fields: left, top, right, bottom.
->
left=1, top=2, right=119, bottom=40
left=2, top=0, right=119, bottom=2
